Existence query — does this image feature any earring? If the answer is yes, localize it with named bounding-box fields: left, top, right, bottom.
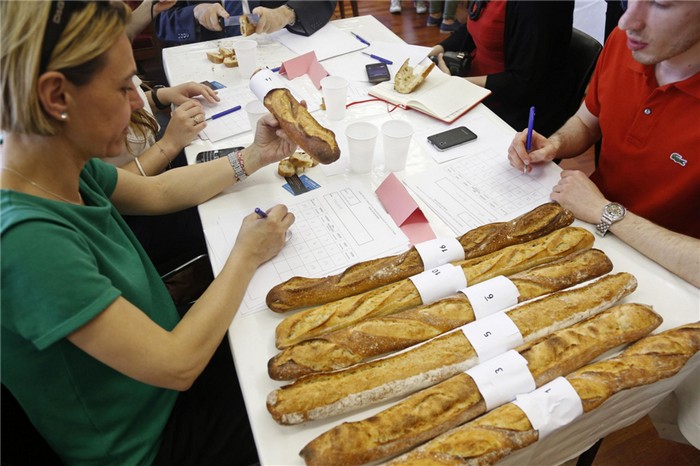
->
left=60, top=112, right=68, bottom=120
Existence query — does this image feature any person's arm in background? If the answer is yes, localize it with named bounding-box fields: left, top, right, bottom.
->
left=253, top=1, right=336, bottom=36
left=125, top=0, right=176, bottom=40
left=154, top=1, right=238, bottom=44
left=481, top=1, right=574, bottom=102
left=431, top=23, right=475, bottom=57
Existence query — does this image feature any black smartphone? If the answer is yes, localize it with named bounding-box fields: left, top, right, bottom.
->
left=366, top=62, right=391, bottom=84
left=426, top=126, right=478, bottom=151
left=195, top=146, right=244, bottom=163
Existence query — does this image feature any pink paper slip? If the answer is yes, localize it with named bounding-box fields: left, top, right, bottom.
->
left=279, top=51, right=328, bottom=88
left=375, top=173, right=436, bottom=245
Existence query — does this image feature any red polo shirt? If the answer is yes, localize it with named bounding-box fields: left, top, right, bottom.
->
left=586, top=28, right=700, bottom=238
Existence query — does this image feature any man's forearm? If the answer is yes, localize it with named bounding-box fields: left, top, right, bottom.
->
left=610, top=213, right=700, bottom=287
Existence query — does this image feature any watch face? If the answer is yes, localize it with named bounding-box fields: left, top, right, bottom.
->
left=605, top=203, right=626, bottom=220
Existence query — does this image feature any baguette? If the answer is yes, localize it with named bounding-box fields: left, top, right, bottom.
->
left=389, top=322, right=700, bottom=466
left=269, top=248, right=613, bottom=380
left=274, top=226, right=593, bottom=349
left=300, top=303, right=662, bottom=466
left=239, top=14, right=256, bottom=36
left=266, top=272, right=637, bottom=425
left=267, top=202, right=574, bottom=312
left=264, top=88, right=340, bottom=164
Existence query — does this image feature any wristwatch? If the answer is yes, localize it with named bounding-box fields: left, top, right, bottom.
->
left=151, top=85, right=169, bottom=110
left=596, top=202, right=626, bottom=237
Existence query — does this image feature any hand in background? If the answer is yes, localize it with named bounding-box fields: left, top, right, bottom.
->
left=160, top=82, right=219, bottom=107
left=193, top=3, right=227, bottom=31
left=253, top=6, right=294, bottom=34
left=233, top=205, right=295, bottom=267
left=551, top=170, right=607, bottom=225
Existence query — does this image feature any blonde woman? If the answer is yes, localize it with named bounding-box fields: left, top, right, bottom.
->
left=1, top=2, right=295, bottom=464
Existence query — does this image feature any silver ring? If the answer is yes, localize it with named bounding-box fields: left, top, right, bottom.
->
left=193, top=115, right=202, bottom=124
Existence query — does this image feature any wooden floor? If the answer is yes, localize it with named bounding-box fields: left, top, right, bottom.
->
left=131, top=3, right=698, bottom=465
left=338, top=3, right=700, bottom=466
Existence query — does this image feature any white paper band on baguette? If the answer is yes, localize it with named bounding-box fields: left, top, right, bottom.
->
left=461, top=311, right=524, bottom=362
left=460, top=275, right=520, bottom=320
left=249, top=68, right=287, bottom=101
left=513, top=376, right=583, bottom=439
left=465, top=350, right=536, bottom=411
left=414, top=237, right=465, bottom=270
left=409, top=263, right=467, bottom=305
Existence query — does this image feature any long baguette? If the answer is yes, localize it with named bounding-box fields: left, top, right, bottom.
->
left=275, top=226, right=593, bottom=349
left=269, top=248, right=613, bottom=380
left=389, top=322, right=700, bottom=466
left=300, top=303, right=662, bottom=466
left=267, top=203, right=574, bottom=312
left=266, top=272, right=637, bottom=425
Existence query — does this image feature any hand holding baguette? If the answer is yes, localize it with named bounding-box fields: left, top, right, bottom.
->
left=300, top=303, right=662, bottom=466
left=268, top=248, right=613, bottom=380
left=274, top=226, right=593, bottom=349
left=266, top=202, right=574, bottom=312
left=388, top=322, right=700, bottom=465
left=267, top=272, right=638, bottom=425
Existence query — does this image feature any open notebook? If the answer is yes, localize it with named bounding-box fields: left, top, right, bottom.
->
left=368, top=66, right=491, bottom=123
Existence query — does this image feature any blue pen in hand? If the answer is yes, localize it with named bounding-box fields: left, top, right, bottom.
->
left=361, top=51, right=393, bottom=65
left=254, top=207, right=268, bottom=218
left=524, top=106, right=535, bottom=173
left=207, top=105, right=242, bottom=121
left=351, top=31, right=370, bottom=46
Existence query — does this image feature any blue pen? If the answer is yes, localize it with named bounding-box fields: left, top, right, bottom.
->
left=254, top=207, right=268, bottom=218
left=208, top=105, right=242, bottom=120
left=362, top=51, right=393, bottom=65
left=270, top=66, right=281, bottom=73
left=351, top=31, right=370, bottom=46
left=524, top=106, right=535, bottom=173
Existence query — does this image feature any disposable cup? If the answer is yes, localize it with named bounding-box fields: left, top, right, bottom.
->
left=321, top=76, right=349, bottom=120
left=233, top=40, right=258, bottom=79
left=345, top=122, right=378, bottom=174
left=245, top=100, right=268, bottom=129
left=381, top=120, right=414, bottom=172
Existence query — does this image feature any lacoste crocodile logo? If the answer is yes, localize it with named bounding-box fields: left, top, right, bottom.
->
left=670, top=153, right=687, bottom=167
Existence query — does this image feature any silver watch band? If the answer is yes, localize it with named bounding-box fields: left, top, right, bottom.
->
left=595, top=218, right=612, bottom=237
left=227, top=151, right=248, bottom=182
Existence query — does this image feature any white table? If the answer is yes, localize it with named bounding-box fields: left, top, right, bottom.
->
left=163, top=15, right=700, bottom=465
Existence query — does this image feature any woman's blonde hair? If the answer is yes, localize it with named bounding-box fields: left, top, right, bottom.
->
left=1, top=1, right=129, bottom=135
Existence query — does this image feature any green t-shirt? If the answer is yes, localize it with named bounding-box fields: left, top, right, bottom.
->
left=1, top=159, right=179, bottom=465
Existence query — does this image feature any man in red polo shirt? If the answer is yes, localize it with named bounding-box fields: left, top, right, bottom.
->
left=507, top=0, right=699, bottom=287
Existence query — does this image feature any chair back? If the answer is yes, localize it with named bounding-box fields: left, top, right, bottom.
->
left=561, top=28, right=603, bottom=118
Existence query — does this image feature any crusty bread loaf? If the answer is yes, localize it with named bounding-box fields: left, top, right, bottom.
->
left=300, top=303, right=662, bottom=466
left=267, top=202, right=574, bottom=312
left=269, top=248, right=613, bottom=380
left=389, top=322, right=700, bottom=466
left=274, top=226, right=593, bottom=349
left=264, top=88, right=340, bottom=164
left=266, top=272, right=637, bottom=425
left=394, top=58, right=436, bottom=94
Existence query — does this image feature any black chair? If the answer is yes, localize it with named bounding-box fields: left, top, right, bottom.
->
left=561, top=28, right=603, bottom=122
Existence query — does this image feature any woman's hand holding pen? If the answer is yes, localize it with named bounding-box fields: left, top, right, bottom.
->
left=162, top=100, right=206, bottom=151
left=233, top=205, right=295, bottom=267
left=506, top=129, right=557, bottom=173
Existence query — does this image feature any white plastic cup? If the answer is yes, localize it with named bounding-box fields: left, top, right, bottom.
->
left=233, top=40, right=258, bottom=79
left=345, top=122, right=378, bottom=174
left=321, top=76, right=349, bottom=121
left=381, top=120, right=414, bottom=172
left=245, top=100, right=268, bottom=129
